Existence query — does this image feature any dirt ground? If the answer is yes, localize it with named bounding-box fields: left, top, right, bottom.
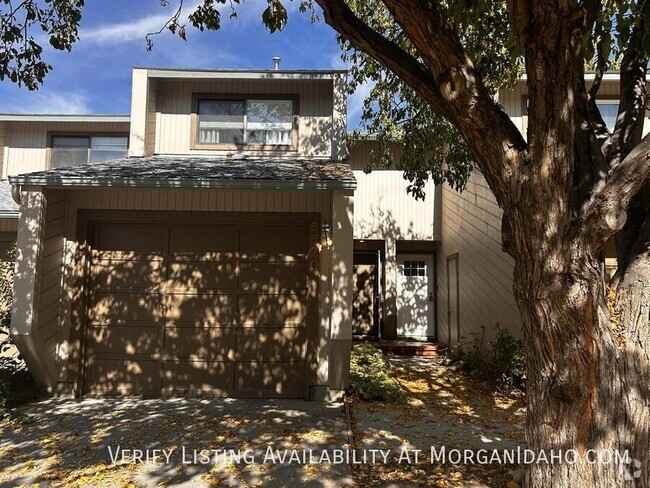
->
left=350, top=357, right=526, bottom=487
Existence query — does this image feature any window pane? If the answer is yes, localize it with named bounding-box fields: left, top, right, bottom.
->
left=51, top=136, right=89, bottom=168
left=596, top=102, right=618, bottom=131
left=89, top=136, right=128, bottom=163
left=198, top=100, right=245, bottom=145
left=246, top=100, right=293, bottom=145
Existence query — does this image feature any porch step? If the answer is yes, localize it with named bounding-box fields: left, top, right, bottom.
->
left=353, top=339, right=440, bottom=357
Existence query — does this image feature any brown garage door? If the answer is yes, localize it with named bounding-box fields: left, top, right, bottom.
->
left=84, top=220, right=315, bottom=398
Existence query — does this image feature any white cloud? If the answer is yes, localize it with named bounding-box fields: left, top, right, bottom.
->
left=1, top=91, right=91, bottom=114
left=80, top=0, right=282, bottom=45
left=81, top=2, right=201, bottom=44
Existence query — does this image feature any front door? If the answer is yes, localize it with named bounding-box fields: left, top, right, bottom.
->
left=352, top=252, right=380, bottom=337
left=396, top=254, right=435, bottom=339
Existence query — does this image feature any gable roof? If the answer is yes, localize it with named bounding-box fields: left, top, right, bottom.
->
left=8, top=156, right=356, bottom=191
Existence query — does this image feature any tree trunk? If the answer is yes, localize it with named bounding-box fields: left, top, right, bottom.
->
left=512, top=240, right=650, bottom=487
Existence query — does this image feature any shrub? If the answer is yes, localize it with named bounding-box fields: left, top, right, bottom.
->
left=349, top=344, right=405, bottom=402
left=449, top=325, right=526, bottom=392
left=0, top=244, right=40, bottom=418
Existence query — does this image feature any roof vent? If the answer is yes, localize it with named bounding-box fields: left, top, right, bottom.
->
left=272, top=56, right=281, bottom=70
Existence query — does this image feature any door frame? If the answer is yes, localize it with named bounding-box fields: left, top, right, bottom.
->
left=446, top=252, right=460, bottom=346
left=74, top=209, right=321, bottom=398
left=395, top=251, right=437, bottom=340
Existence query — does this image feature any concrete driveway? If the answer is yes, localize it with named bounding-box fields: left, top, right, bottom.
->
left=0, top=398, right=353, bottom=487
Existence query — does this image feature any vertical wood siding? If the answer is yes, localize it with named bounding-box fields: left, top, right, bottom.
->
left=4, top=121, right=130, bottom=176
left=40, top=190, right=67, bottom=363
left=0, top=219, right=18, bottom=232
left=155, top=79, right=333, bottom=157
left=146, top=79, right=158, bottom=155
left=349, top=141, right=436, bottom=240
left=437, top=172, right=520, bottom=345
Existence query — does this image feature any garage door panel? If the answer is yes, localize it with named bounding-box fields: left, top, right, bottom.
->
left=239, top=294, right=306, bottom=326
left=92, top=258, right=164, bottom=291
left=169, top=225, right=239, bottom=256
left=168, top=261, right=237, bottom=291
left=97, top=226, right=166, bottom=253
left=164, top=327, right=233, bottom=360
left=234, top=361, right=304, bottom=396
left=86, top=219, right=312, bottom=398
left=90, top=325, right=161, bottom=357
left=240, top=225, right=306, bottom=258
left=86, top=359, right=161, bottom=396
left=92, top=292, right=162, bottom=324
left=239, top=262, right=307, bottom=294
left=163, top=360, right=233, bottom=394
left=235, top=328, right=307, bottom=361
left=166, top=293, right=237, bottom=327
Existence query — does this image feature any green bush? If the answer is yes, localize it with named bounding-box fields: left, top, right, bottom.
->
left=449, top=325, right=526, bottom=391
left=349, top=344, right=405, bottom=402
left=0, top=244, right=40, bottom=418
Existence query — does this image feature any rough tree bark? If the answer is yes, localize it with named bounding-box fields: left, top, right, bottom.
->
left=314, top=0, right=650, bottom=486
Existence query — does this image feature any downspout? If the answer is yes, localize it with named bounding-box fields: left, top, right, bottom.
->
left=11, top=183, right=20, bottom=204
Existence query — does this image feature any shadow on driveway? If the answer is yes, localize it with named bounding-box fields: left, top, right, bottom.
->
left=0, top=398, right=353, bottom=487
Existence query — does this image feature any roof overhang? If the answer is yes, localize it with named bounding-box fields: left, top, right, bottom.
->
left=138, top=67, right=347, bottom=81
left=8, top=156, right=357, bottom=192
left=0, top=114, right=130, bottom=123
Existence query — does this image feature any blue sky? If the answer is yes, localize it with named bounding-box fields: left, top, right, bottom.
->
left=0, top=0, right=369, bottom=128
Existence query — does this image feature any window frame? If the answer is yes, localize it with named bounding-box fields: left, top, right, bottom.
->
left=191, top=93, right=299, bottom=152
left=47, top=132, right=129, bottom=170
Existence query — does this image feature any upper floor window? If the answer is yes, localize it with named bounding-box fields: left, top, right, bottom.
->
left=196, top=98, right=294, bottom=147
left=595, top=100, right=618, bottom=131
left=51, top=135, right=128, bottom=169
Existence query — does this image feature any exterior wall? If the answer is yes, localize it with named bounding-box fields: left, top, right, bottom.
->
left=437, top=172, right=520, bottom=346
left=349, top=141, right=439, bottom=241
left=0, top=122, right=6, bottom=179
left=349, top=141, right=440, bottom=339
left=154, top=79, right=334, bottom=158
left=3, top=121, right=130, bottom=176
left=30, top=187, right=353, bottom=396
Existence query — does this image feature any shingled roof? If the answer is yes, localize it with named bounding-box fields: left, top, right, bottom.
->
left=8, top=156, right=356, bottom=191
left=0, top=180, right=19, bottom=218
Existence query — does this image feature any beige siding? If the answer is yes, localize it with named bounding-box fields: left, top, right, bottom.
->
left=0, top=122, right=6, bottom=179
left=39, top=190, right=67, bottom=364
left=349, top=141, right=438, bottom=241
left=437, top=171, right=520, bottom=345
left=155, top=79, right=333, bottom=157
left=4, top=121, right=130, bottom=176
left=0, top=219, right=18, bottom=233
left=146, top=79, right=159, bottom=155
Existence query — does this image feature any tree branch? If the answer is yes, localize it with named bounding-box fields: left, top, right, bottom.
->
left=578, top=132, right=650, bottom=250
left=506, top=0, right=532, bottom=50
left=316, top=0, right=529, bottom=209
left=314, top=0, right=450, bottom=118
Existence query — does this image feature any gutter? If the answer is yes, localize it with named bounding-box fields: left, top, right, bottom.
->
left=11, top=184, right=20, bottom=205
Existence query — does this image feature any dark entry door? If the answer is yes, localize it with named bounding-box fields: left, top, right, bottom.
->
left=352, top=252, right=381, bottom=337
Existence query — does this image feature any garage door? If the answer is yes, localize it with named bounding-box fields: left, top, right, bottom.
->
left=84, top=220, right=315, bottom=398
